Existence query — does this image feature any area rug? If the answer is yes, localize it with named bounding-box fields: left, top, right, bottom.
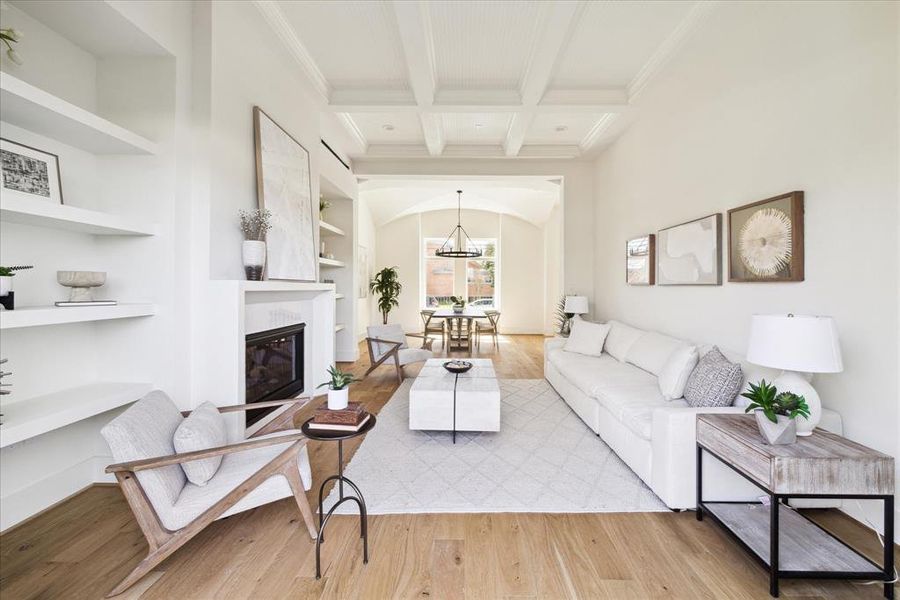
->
left=322, top=378, right=667, bottom=514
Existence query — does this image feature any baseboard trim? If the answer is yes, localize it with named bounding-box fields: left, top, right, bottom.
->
left=0, top=480, right=111, bottom=535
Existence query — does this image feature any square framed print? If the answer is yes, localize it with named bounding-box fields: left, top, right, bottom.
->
left=728, top=191, right=804, bottom=282
left=626, top=234, right=655, bottom=285
left=0, top=138, right=63, bottom=205
left=657, top=213, right=722, bottom=285
left=253, top=107, right=317, bottom=282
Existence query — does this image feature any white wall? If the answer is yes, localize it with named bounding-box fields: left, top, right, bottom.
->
left=356, top=195, right=377, bottom=339
left=592, top=1, right=899, bottom=529
left=371, top=209, right=548, bottom=334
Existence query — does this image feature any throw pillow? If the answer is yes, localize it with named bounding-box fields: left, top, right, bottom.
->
left=657, top=345, right=699, bottom=400
left=603, top=320, right=644, bottom=362
left=564, top=319, right=611, bottom=357
left=683, top=347, right=743, bottom=408
left=173, top=402, right=227, bottom=486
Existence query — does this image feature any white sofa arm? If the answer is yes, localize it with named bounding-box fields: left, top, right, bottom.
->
left=650, top=405, right=747, bottom=509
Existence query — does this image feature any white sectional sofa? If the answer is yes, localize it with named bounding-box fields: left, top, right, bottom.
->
left=544, top=320, right=842, bottom=510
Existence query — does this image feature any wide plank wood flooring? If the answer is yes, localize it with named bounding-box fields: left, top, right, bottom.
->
left=0, top=334, right=895, bottom=599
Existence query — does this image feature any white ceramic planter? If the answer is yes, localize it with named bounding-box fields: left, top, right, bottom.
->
left=327, top=387, right=349, bottom=410
left=0, top=276, right=11, bottom=297
left=242, top=240, right=266, bottom=281
left=755, top=411, right=797, bottom=445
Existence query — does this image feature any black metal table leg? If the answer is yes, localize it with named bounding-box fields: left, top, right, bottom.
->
left=696, top=444, right=703, bottom=521
left=885, top=495, right=894, bottom=600
left=452, top=373, right=458, bottom=444
left=770, top=494, right=779, bottom=597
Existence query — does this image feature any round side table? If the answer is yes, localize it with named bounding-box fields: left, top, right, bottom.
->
left=301, top=414, right=376, bottom=580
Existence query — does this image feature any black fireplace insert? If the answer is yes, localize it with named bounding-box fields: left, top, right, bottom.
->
left=245, top=323, right=305, bottom=427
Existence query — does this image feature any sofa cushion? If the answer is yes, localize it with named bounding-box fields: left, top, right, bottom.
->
left=548, top=350, right=655, bottom=398
left=174, top=402, right=228, bottom=486
left=684, top=347, right=743, bottom=408
left=699, top=345, right=783, bottom=406
left=564, top=319, right=610, bottom=356
left=626, top=331, right=688, bottom=376
left=593, top=384, right=688, bottom=440
left=658, top=345, right=699, bottom=400
left=620, top=398, right=690, bottom=440
left=604, top=321, right=645, bottom=362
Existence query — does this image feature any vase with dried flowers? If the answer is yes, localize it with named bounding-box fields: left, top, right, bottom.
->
left=239, top=209, right=272, bottom=280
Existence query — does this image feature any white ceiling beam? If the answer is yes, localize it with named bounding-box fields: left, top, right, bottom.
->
left=391, top=0, right=444, bottom=156
left=503, top=1, right=586, bottom=157
left=363, top=144, right=581, bottom=160
left=327, top=102, right=631, bottom=114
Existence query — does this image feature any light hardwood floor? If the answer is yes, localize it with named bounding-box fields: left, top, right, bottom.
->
left=0, top=334, right=895, bottom=599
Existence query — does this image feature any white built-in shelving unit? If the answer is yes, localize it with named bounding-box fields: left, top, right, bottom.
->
left=0, top=303, right=157, bottom=330
left=0, top=194, right=158, bottom=236
left=319, top=173, right=358, bottom=362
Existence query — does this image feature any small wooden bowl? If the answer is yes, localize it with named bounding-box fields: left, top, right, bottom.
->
left=442, top=360, right=473, bottom=374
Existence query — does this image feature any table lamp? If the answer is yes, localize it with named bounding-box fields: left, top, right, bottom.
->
left=563, top=296, right=589, bottom=334
left=746, top=314, right=843, bottom=436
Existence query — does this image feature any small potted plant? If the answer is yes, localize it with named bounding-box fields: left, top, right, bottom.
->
left=319, top=197, right=331, bottom=220
left=0, top=265, right=33, bottom=310
left=317, top=365, right=358, bottom=410
left=239, top=209, right=272, bottom=281
left=742, top=380, right=811, bottom=445
left=450, top=295, right=466, bottom=314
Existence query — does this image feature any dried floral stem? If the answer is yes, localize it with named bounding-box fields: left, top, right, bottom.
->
left=238, top=209, right=272, bottom=241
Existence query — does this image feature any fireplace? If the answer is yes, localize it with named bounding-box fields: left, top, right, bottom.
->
left=245, top=323, right=305, bottom=427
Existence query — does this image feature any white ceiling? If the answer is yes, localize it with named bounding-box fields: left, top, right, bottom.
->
left=260, top=0, right=708, bottom=160
left=359, top=177, right=560, bottom=227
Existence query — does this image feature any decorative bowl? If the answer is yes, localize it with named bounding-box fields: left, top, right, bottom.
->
left=57, top=271, right=107, bottom=302
left=443, top=360, right=473, bottom=374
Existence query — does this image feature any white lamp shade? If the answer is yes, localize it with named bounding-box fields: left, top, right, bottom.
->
left=564, top=295, right=589, bottom=314
left=746, top=314, right=843, bottom=373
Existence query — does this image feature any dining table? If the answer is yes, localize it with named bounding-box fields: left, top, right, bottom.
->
left=431, top=307, right=488, bottom=352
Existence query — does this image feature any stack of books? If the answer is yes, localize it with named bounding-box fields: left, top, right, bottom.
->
left=308, top=402, right=370, bottom=432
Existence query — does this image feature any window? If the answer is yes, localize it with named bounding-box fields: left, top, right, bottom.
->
left=424, top=238, right=455, bottom=308
left=466, top=239, right=496, bottom=308
left=423, top=238, right=498, bottom=309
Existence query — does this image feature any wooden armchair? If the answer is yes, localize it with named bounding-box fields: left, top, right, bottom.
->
left=364, top=324, right=434, bottom=383
left=101, top=391, right=317, bottom=597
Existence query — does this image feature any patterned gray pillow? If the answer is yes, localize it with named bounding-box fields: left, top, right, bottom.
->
left=684, top=347, right=743, bottom=408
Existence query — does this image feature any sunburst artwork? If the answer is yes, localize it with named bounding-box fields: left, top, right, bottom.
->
left=728, top=192, right=804, bottom=282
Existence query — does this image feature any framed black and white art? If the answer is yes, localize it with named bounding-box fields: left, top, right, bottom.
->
left=657, top=213, right=722, bottom=285
left=0, top=138, right=63, bottom=205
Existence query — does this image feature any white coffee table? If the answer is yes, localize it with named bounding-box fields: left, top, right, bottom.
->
left=409, top=358, right=500, bottom=442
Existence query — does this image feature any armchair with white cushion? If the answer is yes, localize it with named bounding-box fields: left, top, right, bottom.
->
left=101, top=391, right=317, bottom=597
left=364, top=324, right=434, bottom=383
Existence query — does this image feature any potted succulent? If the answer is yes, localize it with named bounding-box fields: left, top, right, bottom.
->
left=742, top=380, right=811, bottom=445
left=370, top=267, right=402, bottom=324
left=238, top=209, right=272, bottom=281
left=317, top=365, right=358, bottom=410
left=0, top=265, right=33, bottom=310
left=450, top=295, right=466, bottom=314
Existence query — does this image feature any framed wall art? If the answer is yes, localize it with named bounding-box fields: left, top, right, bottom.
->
left=657, top=213, right=722, bottom=285
left=728, top=191, right=804, bottom=282
left=626, top=234, right=655, bottom=285
left=0, top=138, right=63, bottom=205
left=253, top=106, right=316, bottom=282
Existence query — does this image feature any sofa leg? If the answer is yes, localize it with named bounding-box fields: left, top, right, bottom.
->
left=671, top=508, right=683, bottom=513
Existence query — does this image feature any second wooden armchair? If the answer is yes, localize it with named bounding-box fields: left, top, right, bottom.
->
left=365, top=324, right=434, bottom=383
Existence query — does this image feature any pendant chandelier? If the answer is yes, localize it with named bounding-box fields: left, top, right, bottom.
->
left=435, top=190, right=482, bottom=258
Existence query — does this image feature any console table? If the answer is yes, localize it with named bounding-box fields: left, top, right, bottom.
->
left=696, top=414, right=894, bottom=598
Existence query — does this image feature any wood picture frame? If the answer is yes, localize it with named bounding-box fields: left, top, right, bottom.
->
left=657, top=213, right=722, bottom=286
left=727, top=191, right=804, bottom=282
left=0, top=138, right=64, bottom=205
left=626, top=234, right=655, bottom=285
left=253, top=106, right=317, bottom=282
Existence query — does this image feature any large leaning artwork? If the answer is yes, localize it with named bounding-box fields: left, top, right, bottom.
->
left=657, top=213, right=722, bottom=285
left=728, top=191, right=804, bottom=282
left=254, top=107, right=316, bottom=281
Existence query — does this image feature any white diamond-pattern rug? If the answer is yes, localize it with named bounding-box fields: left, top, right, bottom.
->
left=322, top=378, right=667, bottom=514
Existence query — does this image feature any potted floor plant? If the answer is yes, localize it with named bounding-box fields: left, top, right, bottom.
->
left=239, top=209, right=272, bottom=281
left=370, top=267, right=402, bottom=324
left=317, top=365, right=358, bottom=410
left=742, top=380, right=811, bottom=445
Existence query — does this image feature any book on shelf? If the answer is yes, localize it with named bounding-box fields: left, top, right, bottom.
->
left=54, top=300, right=118, bottom=307
left=308, top=413, right=370, bottom=432
left=313, top=402, right=364, bottom=425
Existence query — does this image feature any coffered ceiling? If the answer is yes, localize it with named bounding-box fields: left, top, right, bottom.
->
left=257, top=0, right=713, bottom=160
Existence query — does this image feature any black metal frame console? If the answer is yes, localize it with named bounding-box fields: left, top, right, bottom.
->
left=697, top=443, right=894, bottom=599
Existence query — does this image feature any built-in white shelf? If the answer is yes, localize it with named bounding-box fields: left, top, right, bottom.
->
left=0, top=303, right=157, bottom=330
left=318, top=257, right=346, bottom=268
left=319, top=220, right=346, bottom=236
left=0, top=194, right=157, bottom=236
left=334, top=324, right=345, bottom=333
left=0, top=382, right=153, bottom=448
left=335, top=293, right=345, bottom=300
left=0, top=73, right=159, bottom=155
left=240, top=281, right=336, bottom=293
